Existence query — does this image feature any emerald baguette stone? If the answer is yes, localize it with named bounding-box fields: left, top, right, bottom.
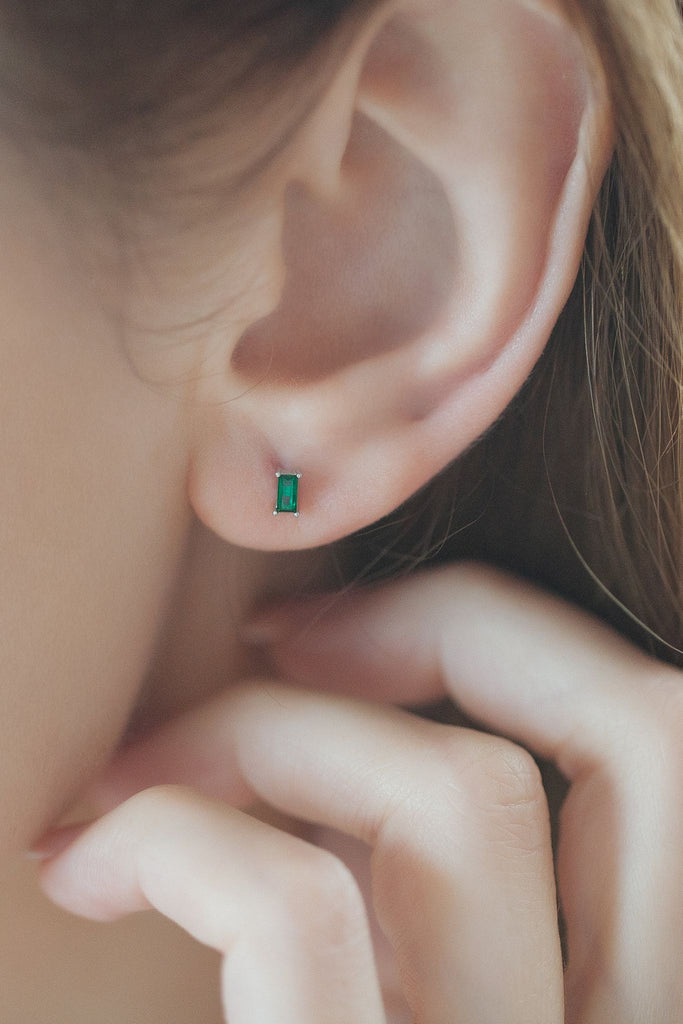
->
left=274, top=472, right=300, bottom=515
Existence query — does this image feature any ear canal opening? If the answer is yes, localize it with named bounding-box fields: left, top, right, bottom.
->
left=230, top=109, right=458, bottom=385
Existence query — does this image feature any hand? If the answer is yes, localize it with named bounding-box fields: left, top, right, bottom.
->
left=32, top=564, right=682, bottom=1023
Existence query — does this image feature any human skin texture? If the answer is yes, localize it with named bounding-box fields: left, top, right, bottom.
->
left=5, top=0, right=676, bottom=1020
left=0, top=0, right=611, bottom=857
left=0, top=132, right=292, bottom=858
left=34, top=566, right=683, bottom=1023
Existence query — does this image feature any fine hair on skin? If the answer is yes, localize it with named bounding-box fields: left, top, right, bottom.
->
left=2, top=0, right=680, bottom=663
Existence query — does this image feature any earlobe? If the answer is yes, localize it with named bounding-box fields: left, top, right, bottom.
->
left=188, top=0, right=614, bottom=552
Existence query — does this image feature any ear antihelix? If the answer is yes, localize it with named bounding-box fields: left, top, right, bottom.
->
left=187, top=0, right=613, bottom=554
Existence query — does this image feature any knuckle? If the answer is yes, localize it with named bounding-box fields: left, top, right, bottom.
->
left=442, top=733, right=549, bottom=855
left=371, top=732, right=550, bottom=935
left=116, top=784, right=209, bottom=838
left=273, top=846, right=366, bottom=945
left=377, top=729, right=549, bottom=858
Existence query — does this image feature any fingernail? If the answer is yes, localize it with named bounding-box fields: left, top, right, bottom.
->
left=25, top=822, right=90, bottom=861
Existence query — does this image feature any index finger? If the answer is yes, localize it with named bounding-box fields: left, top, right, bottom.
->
left=247, top=562, right=680, bottom=777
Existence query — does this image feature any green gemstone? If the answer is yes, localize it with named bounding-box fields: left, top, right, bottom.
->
left=275, top=473, right=300, bottom=515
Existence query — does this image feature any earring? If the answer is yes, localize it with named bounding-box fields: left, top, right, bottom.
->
left=273, top=471, right=301, bottom=516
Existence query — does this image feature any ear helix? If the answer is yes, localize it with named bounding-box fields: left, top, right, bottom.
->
left=185, top=0, right=613, bottom=554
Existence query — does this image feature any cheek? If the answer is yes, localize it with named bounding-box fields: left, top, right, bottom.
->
left=0, top=172, right=190, bottom=855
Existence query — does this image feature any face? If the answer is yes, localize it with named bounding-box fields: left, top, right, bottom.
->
left=0, top=0, right=614, bottom=855
left=0, top=132, right=283, bottom=855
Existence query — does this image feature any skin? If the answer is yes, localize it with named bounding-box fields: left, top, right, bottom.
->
left=0, top=140, right=245, bottom=854
left=35, top=568, right=683, bottom=1022
left=0, top=0, right=603, bottom=854
left=0, top=0, right=680, bottom=1020
left=0, top=129, right=330, bottom=1020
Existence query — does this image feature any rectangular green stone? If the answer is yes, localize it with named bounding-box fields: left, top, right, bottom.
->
left=275, top=473, right=300, bottom=515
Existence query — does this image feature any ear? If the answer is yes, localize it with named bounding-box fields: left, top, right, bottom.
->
left=188, top=0, right=614, bottom=551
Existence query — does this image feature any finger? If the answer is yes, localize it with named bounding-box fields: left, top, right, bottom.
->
left=248, top=562, right=674, bottom=776
left=37, top=785, right=387, bottom=1024
left=84, top=684, right=565, bottom=1024
left=250, top=565, right=683, bottom=1020
left=246, top=581, right=450, bottom=706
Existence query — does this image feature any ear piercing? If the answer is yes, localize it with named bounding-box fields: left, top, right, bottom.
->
left=274, top=471, right=301, bottom=516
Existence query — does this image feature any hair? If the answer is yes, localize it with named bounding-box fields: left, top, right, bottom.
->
left=1, top=0, right=681, bottom=664
left=0, top=0, right=375, bottom=210
left=348, top=0, right=683, bottom=668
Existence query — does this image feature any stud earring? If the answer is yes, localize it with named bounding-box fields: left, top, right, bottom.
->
left=273, top=471, right=301, bottom=516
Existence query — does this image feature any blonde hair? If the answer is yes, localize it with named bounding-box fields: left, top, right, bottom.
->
left=574, top=0, right=683, bottom=660
left=347, top=0, right=683, bottom=665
